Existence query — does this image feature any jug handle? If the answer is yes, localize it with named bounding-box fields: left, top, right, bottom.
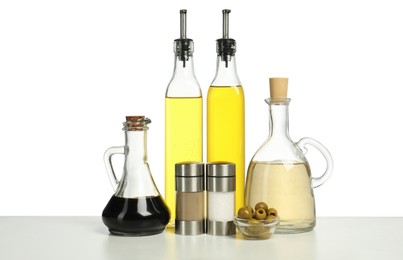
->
left=103, top=146, right=125, bottom=191
left=297, top=137, right=334, bottom=189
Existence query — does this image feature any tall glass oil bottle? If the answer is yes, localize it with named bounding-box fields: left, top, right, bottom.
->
left=207, top=9, right=245, bottom=212
left=165, top=10, right=202, bottom=226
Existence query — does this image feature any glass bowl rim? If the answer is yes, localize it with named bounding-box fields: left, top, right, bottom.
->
left=234, top=216, right=280, bottom=227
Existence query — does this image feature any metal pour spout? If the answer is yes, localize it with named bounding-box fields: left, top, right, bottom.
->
left=174, top=9, right=193, bottom=68
left=217, top=9, right=236, bottom=68
left=223, top=9, right=230, bottom=39
left=180, top=9, right=187, bottom=39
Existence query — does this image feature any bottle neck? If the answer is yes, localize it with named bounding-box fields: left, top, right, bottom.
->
left=211, top=55, right=241, bottom=86
left=115, top=125, right=160, bottom=198
left=173, top=55, right=196, bottom=79
left=125, top=130, right=147, bottom=163
left=167, top=55, right=201, bottom=97
left=268, top=101, right=291, bottom=140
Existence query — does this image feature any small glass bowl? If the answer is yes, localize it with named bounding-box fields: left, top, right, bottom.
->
left=234, top=216, right=280, bottom=240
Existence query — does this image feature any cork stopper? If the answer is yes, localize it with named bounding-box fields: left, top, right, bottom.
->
left=123, top=116, right=151, bottom=131
left=269, top=78, right=288, bottom=98
left=126, top=116, right=144, bottom=122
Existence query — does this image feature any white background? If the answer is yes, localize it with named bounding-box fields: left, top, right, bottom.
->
left=1, top=0, right=402, bottom=216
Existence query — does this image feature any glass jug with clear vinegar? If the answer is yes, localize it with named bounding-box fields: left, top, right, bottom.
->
left=244, top=78, right=333, bottom=234
left=102, top=116, right=170, bottom=236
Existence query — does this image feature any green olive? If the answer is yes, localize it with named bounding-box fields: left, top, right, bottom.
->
left=248, top=219, right=261, bottom=225
left=237, top=207, right=253, bottom=219
left=255, top=208, right=267, bottom=220
left=265, top=215, right=277, bottom=223
left=267, top=208, right=278, bottom=217
left=254, top=202, right=269, bottom=211
left=245, top=205, right=254, bottom=214
left=247, top=219, right=264, bottom=232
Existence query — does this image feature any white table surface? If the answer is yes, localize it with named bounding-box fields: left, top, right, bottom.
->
left=0, top=217, right=402, bottom=260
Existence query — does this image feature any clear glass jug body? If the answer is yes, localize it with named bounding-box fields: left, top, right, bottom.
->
left=245, top=99, right=333, bottom=233
left=102, top=116, right=170, bottom=236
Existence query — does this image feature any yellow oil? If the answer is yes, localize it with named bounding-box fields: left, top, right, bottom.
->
left=207, top=86, right=245, bottom=212
left=165, top=97, right=202, bottom=225
left=245, top=161, right=315, bottom=233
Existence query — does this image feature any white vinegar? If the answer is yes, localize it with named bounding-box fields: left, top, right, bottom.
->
left=245, top=161, right=315, bottom=233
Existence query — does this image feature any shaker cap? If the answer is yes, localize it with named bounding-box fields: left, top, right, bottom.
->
left=206, top=162, right=235, bottom=192
left=175, top=162, right=204, bottom=192
left=206, top=162, right=235, bottom=177
left=269, top=78, right=288, bottom=98
left=175, top=162, right=204, bottom=177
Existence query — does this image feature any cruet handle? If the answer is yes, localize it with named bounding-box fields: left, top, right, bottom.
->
left=297, top=137, right=334, bottom=189
left=103, top=146, right=125, bottom=191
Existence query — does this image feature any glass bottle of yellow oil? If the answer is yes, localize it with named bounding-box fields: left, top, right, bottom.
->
left=207, top=10, right=245, bottom=212
left=165, top=10, right=202, bottom=226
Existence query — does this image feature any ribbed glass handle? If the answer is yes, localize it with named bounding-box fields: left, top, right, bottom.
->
left=103, top=146, right=125, bottom=191
left=297, top=137, right=333, bottom=189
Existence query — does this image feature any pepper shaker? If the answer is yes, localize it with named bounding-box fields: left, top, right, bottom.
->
left=175, top=162, right=205, bottom=235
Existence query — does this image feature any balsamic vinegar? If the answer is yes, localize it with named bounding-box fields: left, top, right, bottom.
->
left=102, top=195, right=170, bottom=236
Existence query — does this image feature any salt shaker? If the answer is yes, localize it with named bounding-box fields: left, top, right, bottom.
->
left=206, top=162, right=236, bottom=236
left=175, top=162, right=205, bottom=235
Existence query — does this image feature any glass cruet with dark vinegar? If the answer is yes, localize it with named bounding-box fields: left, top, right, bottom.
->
left=102, top=116, right=170, bottom=236
left=244, top=78, right=333, bottom=234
